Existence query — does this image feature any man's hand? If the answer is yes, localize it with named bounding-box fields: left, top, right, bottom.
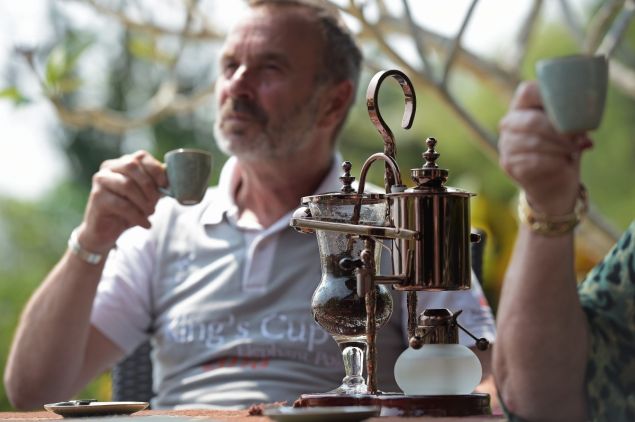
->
left=77, top=150, right=167, bottom=253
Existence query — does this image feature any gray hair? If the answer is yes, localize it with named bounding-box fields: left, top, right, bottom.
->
left=247, top=0, right=362, bottom=95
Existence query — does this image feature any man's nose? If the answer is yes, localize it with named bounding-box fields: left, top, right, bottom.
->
left=226, top=65, right=255, bottom=99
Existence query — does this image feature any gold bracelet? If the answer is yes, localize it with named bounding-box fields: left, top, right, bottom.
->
left=68, top=228, right=106, bottom=265
left=518, top=184, right=588, bottom=237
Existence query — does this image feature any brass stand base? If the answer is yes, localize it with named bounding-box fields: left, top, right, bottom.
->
left=294, top=392, right=491, bottom=417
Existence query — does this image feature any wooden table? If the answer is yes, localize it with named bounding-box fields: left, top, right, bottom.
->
left=0, top=408, right=507, bottom=421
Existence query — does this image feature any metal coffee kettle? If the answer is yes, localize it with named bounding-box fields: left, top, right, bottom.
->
left=388, top=136, right=479, bottom=291
left=359, top=69, right=480, bottom=291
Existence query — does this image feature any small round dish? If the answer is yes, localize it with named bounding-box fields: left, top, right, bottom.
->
left=263, top=405, right=380, bottom=422
left=44, top=401, right=149, bottom=417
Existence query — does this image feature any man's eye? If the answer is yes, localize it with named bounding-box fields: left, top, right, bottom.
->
left=263, top=63, right=281, bottom=72
left=222, top=62, right=239, bottom=75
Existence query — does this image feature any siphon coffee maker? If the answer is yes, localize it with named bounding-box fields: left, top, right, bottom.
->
left=290, top=69, right=491, bottom=416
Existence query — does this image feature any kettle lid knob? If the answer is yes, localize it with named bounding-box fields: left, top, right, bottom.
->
left=410, top=137, right=449, bottom=188
left=339, top=161, right=356, bottom=193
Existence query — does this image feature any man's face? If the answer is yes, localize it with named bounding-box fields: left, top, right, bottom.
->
left=214, top=6, right=327, bottom=161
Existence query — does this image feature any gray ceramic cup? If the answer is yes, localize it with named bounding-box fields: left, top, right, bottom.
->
left=161, top=148, right=212, bottom=205
left=536, top=54, right=608, bottom=134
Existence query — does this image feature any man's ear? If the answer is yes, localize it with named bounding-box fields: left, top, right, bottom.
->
left=317, top=80, right=354, bottom=129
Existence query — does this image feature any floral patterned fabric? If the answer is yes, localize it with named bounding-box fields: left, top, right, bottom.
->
left=579, top=221, right=635, bottom=421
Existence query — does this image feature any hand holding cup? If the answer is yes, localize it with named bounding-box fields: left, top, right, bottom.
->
left=161, top=148, right=212, bottom=205
left=535, top=54, right=608, bottom=134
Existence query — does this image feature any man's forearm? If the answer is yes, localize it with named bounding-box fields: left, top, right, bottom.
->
left=494, top=227, right=588, bottom=420
left=4, top=251, right=105, bottom=409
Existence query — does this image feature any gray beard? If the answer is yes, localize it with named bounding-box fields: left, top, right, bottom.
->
left=213, top=96, right=320, bottom=162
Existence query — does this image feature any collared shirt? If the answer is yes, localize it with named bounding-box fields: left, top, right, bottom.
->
left=91, top=154, right=496, bottom=409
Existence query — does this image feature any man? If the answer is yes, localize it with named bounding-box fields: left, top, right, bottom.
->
left=5, top=0, right=495, bottom=410
left=495, top=80, right=635, bottom=421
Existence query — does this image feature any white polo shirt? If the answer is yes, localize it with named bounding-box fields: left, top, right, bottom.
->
left=91, top=154, right=496, bottom=409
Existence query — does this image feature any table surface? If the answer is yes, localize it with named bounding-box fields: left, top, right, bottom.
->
left=0, top=408, right=507, bottom=421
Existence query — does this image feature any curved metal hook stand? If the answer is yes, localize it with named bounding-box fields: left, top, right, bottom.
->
left=366, top=69, right=417, bottom=155
left=366, top=69, right=416, bottom=190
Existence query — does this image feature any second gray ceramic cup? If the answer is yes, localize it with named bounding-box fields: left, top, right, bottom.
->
left=536, top=54, right=608, bottom=134
left=161, top=148, right=212, bottom=205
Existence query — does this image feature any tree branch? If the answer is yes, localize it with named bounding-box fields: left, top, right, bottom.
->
left=442, top=0, right=479, bottom=87
left=371, top=15, right=519, bottom=94
left=585, top=0, right=625, bottom=54
left=502, top=0, right=543, bottom=74
left=596, top=0, right=635, bottom=58
left=346, top=0, right=499, bottom=162
left=558, top=0, right=585, bottom=43
left=64, top=0, right=224, bottom=41
left=49, top=81, right=215, bottom=134
left=21, top=0, right=218, bottom=134
left=400, top=0, right=431, bottom=73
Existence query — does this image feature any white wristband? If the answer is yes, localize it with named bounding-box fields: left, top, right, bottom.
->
left=67, top=228, right=106, bottom=265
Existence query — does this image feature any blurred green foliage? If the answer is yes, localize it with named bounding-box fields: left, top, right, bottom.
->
left=45, top=32, right=94, bottom=97
left=0, top=185, right=84, bottom=409
left=2, top=0, right=635, bottom=412
left=0, top=87, right=29, bottom=105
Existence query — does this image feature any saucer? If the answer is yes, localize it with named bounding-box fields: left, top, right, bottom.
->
left=263, top=405, right=380, bottom=422
left=44, top=401, right=149, bottom=417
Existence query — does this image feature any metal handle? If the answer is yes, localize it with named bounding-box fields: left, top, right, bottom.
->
left=454, top=311, right=490, bottom=351
left=366, top=69, right=416, bottom=191
left=289, top=217, right=419, bottom=240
